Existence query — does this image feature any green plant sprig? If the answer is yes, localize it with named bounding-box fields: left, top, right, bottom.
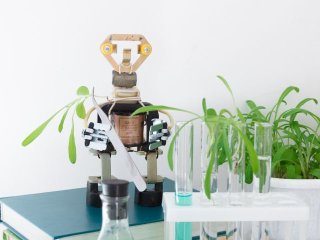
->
left=22, top=86, right=90, bottom=164
left=245, top=86, right=320, bottom=180
left=132, top=76, right=259, bottom=199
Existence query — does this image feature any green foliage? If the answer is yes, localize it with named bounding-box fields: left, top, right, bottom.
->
left=133, top=76, right=259, bottom=200
left=58, top=108, right=70, bottom=133
left=77, top=86, right=90, bottom=96
left=76, top=100, right=86, bottom=119
left=244, top=86, right=320, bottom=180
left=22, top=86, right=90, bottom=163
left=68, top=119, right=76, bottom=164
left=132, top=105, right=201, bottom=118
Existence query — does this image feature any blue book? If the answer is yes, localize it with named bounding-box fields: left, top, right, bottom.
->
left=0, top=178, right=175, bottom=240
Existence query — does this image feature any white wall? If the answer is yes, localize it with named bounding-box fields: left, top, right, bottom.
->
left=0, top=0, right=319, bottom=197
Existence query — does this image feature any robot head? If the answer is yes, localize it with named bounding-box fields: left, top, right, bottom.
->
left=100, top=34, right=152, bottom=74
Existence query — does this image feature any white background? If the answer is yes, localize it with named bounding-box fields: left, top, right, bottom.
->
left=0, top=0, right=319, bottom=197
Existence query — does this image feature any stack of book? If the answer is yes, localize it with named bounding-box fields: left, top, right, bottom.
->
left=0, top=178, right=176, bottom=240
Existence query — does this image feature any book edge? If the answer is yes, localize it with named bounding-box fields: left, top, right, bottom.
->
left=1, top=203, right=53, bottom=240
left=58, top=221, right=164, bottom=240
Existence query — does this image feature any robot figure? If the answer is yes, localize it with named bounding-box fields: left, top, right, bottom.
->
left=82, top=34, right=173, bottom=207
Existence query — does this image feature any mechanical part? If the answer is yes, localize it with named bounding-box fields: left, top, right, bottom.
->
left=100, top=152, right=111, bottom=181
left=91, top=90, right=147, bottom=192
left=111, top=113, right=145, bottom=146
left=133, top=152, right=164, bottom=207
left=86, top=176, right=102, bottom=208
left=138, top=43, right=152, bottom=56
left=112, top=70, right=137, bottom=88
left=100, top=102, right=159, bottom=150
left=82, top=122, right=110, bottom=151
left=134, top=177, right=164, bottom=207
left=122, top=48, right=132, bottom=67
left=148, top=119, right=170, bottom=150
left=146, top=151, right=158, bottom=183
left=100, top=42, right=116, bottom=55
left=100, top=34, right=152, bottom=73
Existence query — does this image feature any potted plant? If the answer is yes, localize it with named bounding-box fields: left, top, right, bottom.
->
left=244, top=86, right=320, bottom=239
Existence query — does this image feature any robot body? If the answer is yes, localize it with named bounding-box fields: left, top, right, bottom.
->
left=82, top=34, right=172, bottom=207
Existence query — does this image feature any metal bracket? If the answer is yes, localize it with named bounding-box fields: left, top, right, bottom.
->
left=82, top=122, right=110, bottom=151
left=148, top=119, right=170, bottom=150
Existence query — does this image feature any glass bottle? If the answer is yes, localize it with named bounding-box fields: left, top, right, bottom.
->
left=97, top=179, right=134, bottom=240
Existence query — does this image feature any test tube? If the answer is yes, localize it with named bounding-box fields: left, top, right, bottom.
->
left=228, top=123, right=246, bottom=240
left=174, top=121, right=194, bottom=240
left=252, top=122, right=272, bottom=240
left=254, top=122, right=272, bottom=194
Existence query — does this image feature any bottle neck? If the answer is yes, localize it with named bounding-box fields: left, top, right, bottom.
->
left=101, top=195, right=129, bottom=222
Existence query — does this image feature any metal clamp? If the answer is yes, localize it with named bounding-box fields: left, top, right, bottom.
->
left=82, top=122, right=111, bottom=151
left=148, top=119, right=170, bottom=150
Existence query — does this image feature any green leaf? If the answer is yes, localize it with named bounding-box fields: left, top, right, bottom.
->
left=281, top=129, right=300, bottom=144
left=296, top=98, right=318, bottom=108
left=76, top=101, right=86, bottom=119
left=273, top=145, right=295, bottom=165
left=58, top=108, right=70, bottom=133
left=77, top=86, right=89, bottom=96
left=202, top=98, right=207, bottom=117
left=22, top=119, right=53, bottom=146
left=314, top=152, right=320, bottom=162
left=217, top=75, right=235, bottom=104
left=22, top=108, right=64, bottom=146
left=273, top=86, right=299, bottom=121
left=132, top=105, right=200, bottom=118
left=219, top=109, right=233, bottom=117
left=236, top=126, right=258, bottom=175
left=286, top=165, right=296, bottom=179
left=167, top=138, right=177, bottom=171
left=282, top=108, right=320, bottom=123
left=68, top=120, right=76, bottom=164
left=218, top=146, right=226, bottom=165
left=310, top=169, right=320, bottom=179
left=222, top=126, right=232, bottom=169
left=245, top=163, right=253, bottom=184
left=206, top=108, right=217, bottom=120
left=236, top=108, right=245, bottom=123
left=246, top=100, right=266, bottom=121
left=204, top=134, right=221, bottom=199
left=276, top=86, right=299, bottom=107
